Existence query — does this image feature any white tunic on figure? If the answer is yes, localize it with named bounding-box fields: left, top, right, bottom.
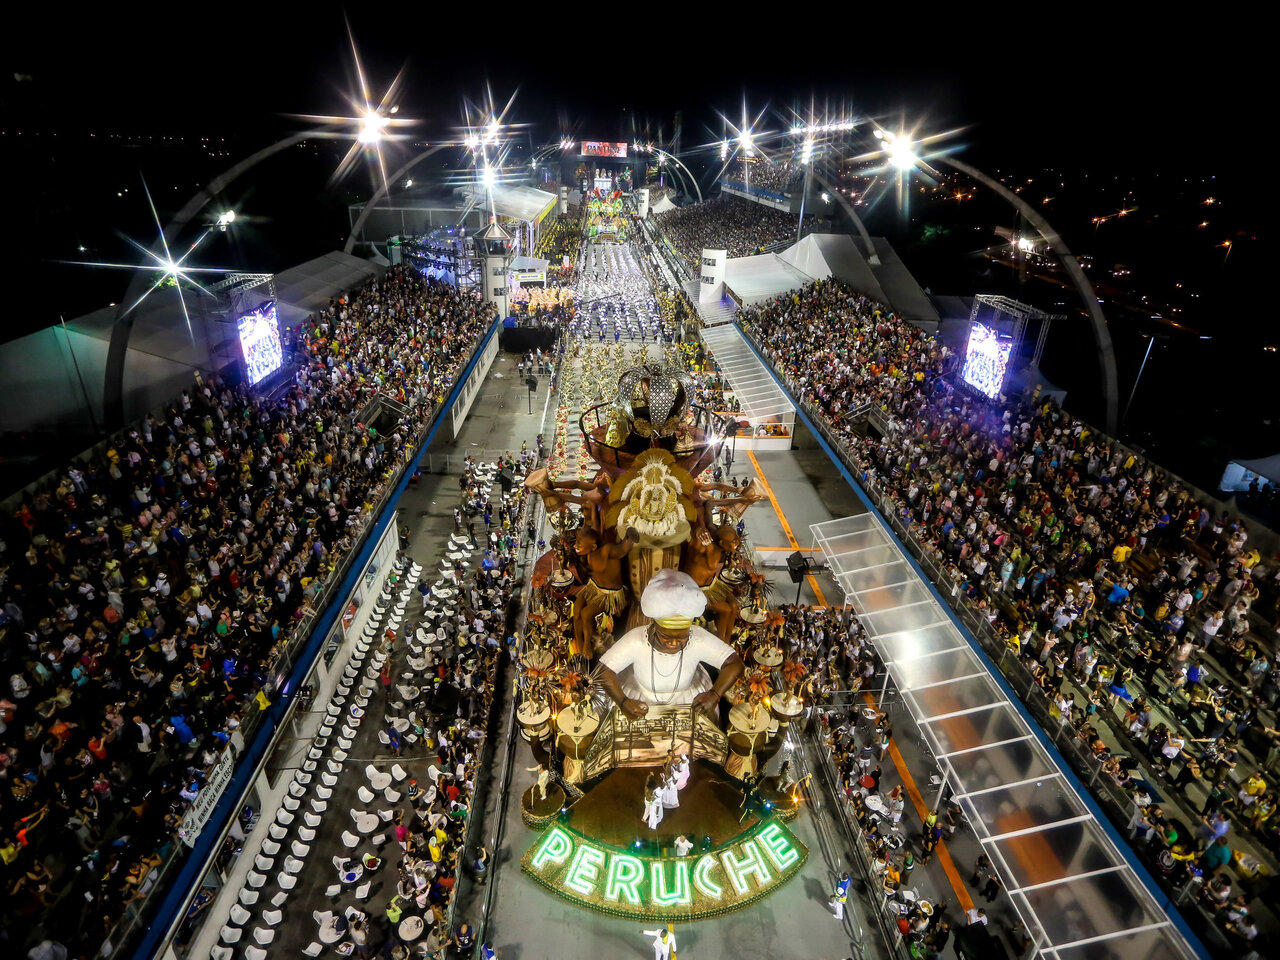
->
left=661, top=773, right=680, bottom=809
left=643, top=929, right=677, bottom=960
left=600, top=624, right=734, bottom=705
left=673, top=757, right=691, bottom=791
left=644, top=792, right=665, bottom=830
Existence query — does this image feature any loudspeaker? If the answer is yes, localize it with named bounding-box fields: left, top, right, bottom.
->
left=786, top=551, right=808, bottom=584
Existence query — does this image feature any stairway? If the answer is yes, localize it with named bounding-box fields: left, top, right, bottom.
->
left=683, top=279, right=737, bottom=327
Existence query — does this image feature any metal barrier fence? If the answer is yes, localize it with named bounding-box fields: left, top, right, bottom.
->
left=740, top=327, right=1235, bottom=957
left=102, top=325, right=499, bottom=960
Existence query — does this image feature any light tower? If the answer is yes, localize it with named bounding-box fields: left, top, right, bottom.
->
left=475, top=219, right=514, bottom=318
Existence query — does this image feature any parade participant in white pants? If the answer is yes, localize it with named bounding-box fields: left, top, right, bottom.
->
left=642, top=927, right=677, bottom=960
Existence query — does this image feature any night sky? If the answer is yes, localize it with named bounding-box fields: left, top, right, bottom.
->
left=2, top=8, right=1270, bottom=483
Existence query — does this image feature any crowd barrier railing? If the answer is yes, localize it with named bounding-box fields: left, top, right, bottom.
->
left=737, top=324, right=1234, bottom=958
left=116, top=318, right=500, bottom=960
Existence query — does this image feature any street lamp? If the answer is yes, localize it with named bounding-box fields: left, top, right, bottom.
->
left=357, top=109, right=390, bottom=144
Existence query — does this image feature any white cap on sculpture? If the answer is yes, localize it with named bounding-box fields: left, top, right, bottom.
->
left=641, top=568, right=707, bottom=629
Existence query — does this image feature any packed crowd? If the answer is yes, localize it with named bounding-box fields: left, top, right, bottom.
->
left=740, top=277, right=1280, bottom=954
left=534, top=215, right=582, bottom=270
left=652, top=195, right=814, bottom=271
left=728, top=158, right=803, bottom=195
left=0, top=267, right=496, bottom=955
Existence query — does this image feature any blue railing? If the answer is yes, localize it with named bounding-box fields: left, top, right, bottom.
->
left=732, top=322, right=1213, bottom=960
left=131, top=319, right=500, bottom=960
left=719, top=179, right=789, bottom=204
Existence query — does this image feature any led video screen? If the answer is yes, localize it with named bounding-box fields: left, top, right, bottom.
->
left=581, top=141, right=628, bottom=158
left=237, top=301, right=283, bottom=385
left=962, top=321, right=1013, bottom=399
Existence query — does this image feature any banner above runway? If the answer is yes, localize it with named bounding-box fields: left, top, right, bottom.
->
left=521, top=818, right=807, bottom=920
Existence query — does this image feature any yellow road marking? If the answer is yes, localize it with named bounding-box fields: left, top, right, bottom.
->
left=746, top=450, right=827, bottom=606
left=863, top=692, right=974, bottom=913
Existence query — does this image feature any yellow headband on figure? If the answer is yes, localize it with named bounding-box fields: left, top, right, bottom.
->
left=655, top=616, right=693, bottom=631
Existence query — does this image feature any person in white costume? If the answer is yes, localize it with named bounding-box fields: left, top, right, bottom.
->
left=661, top=766, right=680, bottom=809
left=674, top=835, right=694, bottom=857
left=643, top=775, right=665, bottom=830
left=672, top=753, right=691, bottom=791
left=598, top=569, right=745, bottom=717
left=642, top=927, right=677, bottom=960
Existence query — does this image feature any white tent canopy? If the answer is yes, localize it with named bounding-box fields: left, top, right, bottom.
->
left=1221, top=453, right=1280, bottom=491
left=649, top=194, right=677, bottom=215
left=723, top=253, right=813, bottom=305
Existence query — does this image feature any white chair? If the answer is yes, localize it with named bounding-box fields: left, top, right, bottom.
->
left=321, top=772, right=339, bottom=786
left=298, top=826, right=317, bottom=842
left=371, top=833, right=387, bottom=845
left=342, top=725, right=358, bottom=739
left=332, top=749, right=349, bottom=763
left=391, top=763, right=408, bottom=782
left=270, top=889, right=289, bottom=907
left=283, top=795, right=301, bottom=811
left=357, top=786, right=375, bottom=803
left=295, top=771, right=313, bottom=785
left=366, top=765, right=392, bottom=791
left=336, top=737, right=353, bottom=751
left=244, top=947, right=268, bottom=960
left=385, top=787, right=401, bottom=803
left=211, top=947, right=234, bottom=960
left=230, top=903, right=252, bottom=926
left=303, top=812, right=322, bottom=828
left=315, top=785, right=333, bottom=800
left=276, top=810, right=296, bottom=826
left=288, top=783, right=307, bottom=799
left=351, top=707, right=367, bottom=720
left=314, top=909, right=334, bottom=925
left=283, top=855, right=305, bottom=874
left=278, top=871, right=298, bottom=890
left=269, top=822, right=288, bottom=839
left=253, top=927, right=276, bottom=945
left=356, top=881, right=371, bottom=900
left=246, top=871, right=267, bottom=889
left=253, top=854, right=274, bottom=872
left=237, top=888, right=260, bottom=907
left=342, top=830, right=360, bottom=848
left=303, top=943, right=324, bottom=957
left=260, top=839, right=281, bottom=856
left=310, top=799, right=329, bottom=813
left=262, top=908, right=283, bottom=926
left=219, top=925, right=242, bottom=945
left=291, top=839, right=311, bottom=858
left=301, top=759, right=318, bottom=773
left=377, top=731, right=392, bottom=747
left=324, top=884, right=341, bottom=897
left=378, top=809, right=394, bottom=822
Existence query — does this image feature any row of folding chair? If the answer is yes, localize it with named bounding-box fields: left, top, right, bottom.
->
left=218, top=559, right=418, bottom=955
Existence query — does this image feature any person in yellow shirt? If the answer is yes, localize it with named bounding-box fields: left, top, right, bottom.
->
left=1113, top=543, right=1132, bottom=564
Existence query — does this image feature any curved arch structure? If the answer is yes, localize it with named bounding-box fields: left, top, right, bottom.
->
left=808, top=166, right=879, bottom=265
left=103, top=132, right=311, bottom=428
left=938, top=156, right=1119, bottom=434
left=342, top=143, right=450, bottom=255
left=657, top=151, right=703, bottom=204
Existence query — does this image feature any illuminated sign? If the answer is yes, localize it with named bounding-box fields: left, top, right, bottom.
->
left=521, top=819, right=807, bottom=920
left=510, top=270, right=547, bottom=285
left=962, top=321, right=1013, bottom=400
left=582, top=141, right=628, bottom=159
